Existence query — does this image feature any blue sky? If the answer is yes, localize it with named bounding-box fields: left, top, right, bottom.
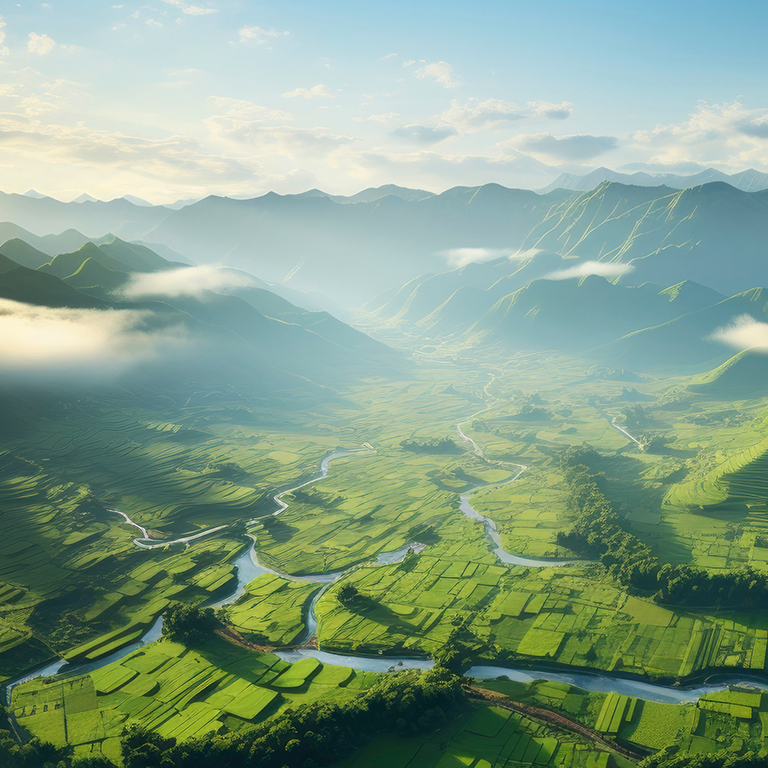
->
left=1, top=0, right=767, bottom=201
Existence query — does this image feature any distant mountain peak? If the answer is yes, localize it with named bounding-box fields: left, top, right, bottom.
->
left=23, top=189, right=48, bottom=199
left=540, top=167, right=768, bottom=194
left=122, top=194, right=154, bottom=207
left=72, top=193, right=99, bottom=204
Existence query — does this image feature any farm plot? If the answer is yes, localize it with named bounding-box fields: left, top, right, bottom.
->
left=12, top=635, right=372, bottom=757
left=224, top=573, right=318, bottom=646
left=333, top=704, right=614, bottom=768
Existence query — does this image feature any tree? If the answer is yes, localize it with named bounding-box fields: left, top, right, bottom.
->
left=162, top=603, right=219, bottom=645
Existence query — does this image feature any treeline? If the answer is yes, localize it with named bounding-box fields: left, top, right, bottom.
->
left=123, top=667, right=465, bottom=768
left=400, top=438, right=462, bottom=454
left=558, top=446, right=768, bottom=609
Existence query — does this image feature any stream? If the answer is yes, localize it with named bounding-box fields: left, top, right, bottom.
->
left=6, top=439, right=768, bottom=708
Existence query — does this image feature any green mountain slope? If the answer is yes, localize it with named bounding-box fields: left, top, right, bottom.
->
left=0, top=255, right=106, bottom=309
left=468, top=275, right=724, bottom=353
left=596, top=287, right=768, bottom=371
left=0, top=238, right=51, bottom=269
left=40, top=242, right=139, bottom=279
left=97, top=235, right=186, bottom=271
left=63, top=257, right=130, bottom=296
left=520, top=181, right=768, bottom=295
left=688, top=349, right=768, bottom=398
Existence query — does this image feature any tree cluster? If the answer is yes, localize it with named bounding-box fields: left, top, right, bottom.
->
left=162, top=603, right=219, bottom=646
left=399, top=438, right=462, bottom=455
left=557, top=446, right=768, bottom=609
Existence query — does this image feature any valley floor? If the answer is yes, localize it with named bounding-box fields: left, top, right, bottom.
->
left=6, top=348, right=768, bottom=764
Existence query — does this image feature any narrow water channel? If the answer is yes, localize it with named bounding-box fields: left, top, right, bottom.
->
left=5, top=443, right=767, bottom=709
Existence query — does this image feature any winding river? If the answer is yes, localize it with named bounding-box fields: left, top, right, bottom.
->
left=6, top=437, right=768, bottom=709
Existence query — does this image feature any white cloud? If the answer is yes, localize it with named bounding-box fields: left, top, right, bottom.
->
left=28, top=32, right=56, bottom=56
left=283, top=84, right=334, bottom=99
left=390, top=124, right=457, bottom=144
left=440, top=247, right=528, bottom=268
left=0, top=16, right=8, bottom=56
left=209, top=121, right=353, bottom=157
left=121, top=265, right=258, bottom=299
left=529, top=100, right=573, bottom=120
left=545, top=261, right=633, bottom=280
left=0, top=112, right=260, bottom=189
left=414, top=61, right=458, bottom=89
left=209, top=96, right=291, bottom=121
left=238, top=25, right=281, bottom=44
left=505, top=133, right=618, bottom=162
left=440, top=99, right=572, bottom=133
left=631, top=101, right=768, bottom=171
left=161, top=0, right=218, bottom=15
left=710, top=315, right=768, bottom=352
left=0, top=299, right=189, bottom=382
left=360, top=112, right=399, bottom=123
left=146, top=19, right=163, bottom=28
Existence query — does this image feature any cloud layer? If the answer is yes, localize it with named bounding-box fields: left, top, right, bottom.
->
left=121, top=265, right=259, bottom=299
left=545, top=261, right=634, bottom=280
left=0, top=299, right=188, bottom=383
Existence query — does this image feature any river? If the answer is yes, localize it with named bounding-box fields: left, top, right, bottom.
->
left=5, top=439, right=768, bottom=709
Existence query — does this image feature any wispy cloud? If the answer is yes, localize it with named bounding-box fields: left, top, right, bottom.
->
left=283, top=84, right=334, bottom=99
left=505, top=133, right=618, bottom=162
left=238, top=25, right=284, bottom=44
left=161, top=0, right=218, bottom=15
left=440, top=247, right=527, bottom=268
left=414, top=61, right=458, bottom=89
left=441, top=99, right=572, bottom=132
left=0, top=16, right=9, bottom=56
left=121, top=265, right=258, bottom=299
left=710, top=314, right=768, bottom=352
left=390, top=124, right=457, bottom=144
left=545, top=261, right=633, bottom=280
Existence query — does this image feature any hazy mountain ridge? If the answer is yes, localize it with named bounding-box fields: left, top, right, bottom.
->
left=0, top=240, right=406, bottom=396
left=541, top=166, right=768, bottom=193
left=4, top=179, right=768, bottom=305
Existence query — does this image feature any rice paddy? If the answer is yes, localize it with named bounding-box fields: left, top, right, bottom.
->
left=6, top=350, right=768, bottom=762
left=11, top=635, right=377, bottom=761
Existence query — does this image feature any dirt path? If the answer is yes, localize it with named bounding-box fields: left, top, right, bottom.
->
left=465, top=684, right=645, bottom=762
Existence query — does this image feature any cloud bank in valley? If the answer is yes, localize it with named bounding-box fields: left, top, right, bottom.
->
left=0, top=299, right=189, bottom=383
left=709, top=314, right=768, bottom=351
left=121, top=265, right=259, bottom=299
left=545, top=261, right=634, bottom=280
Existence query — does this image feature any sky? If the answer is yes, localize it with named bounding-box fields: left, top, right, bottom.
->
left=2, top=0, right=768, bottom=202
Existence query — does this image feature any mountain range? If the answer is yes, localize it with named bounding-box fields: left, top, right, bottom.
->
left=3, top=178, right=768, bottom=307
left=370, top=250, right=768, bottom=373
left=540, top=167, right=768, bottom=194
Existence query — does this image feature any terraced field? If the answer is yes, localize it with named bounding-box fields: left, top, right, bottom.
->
left=334, top=704, right=618, bottom=768
left=11, top=635, right=377, bottom=763
left=479, top=675, right=768, bottom=757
